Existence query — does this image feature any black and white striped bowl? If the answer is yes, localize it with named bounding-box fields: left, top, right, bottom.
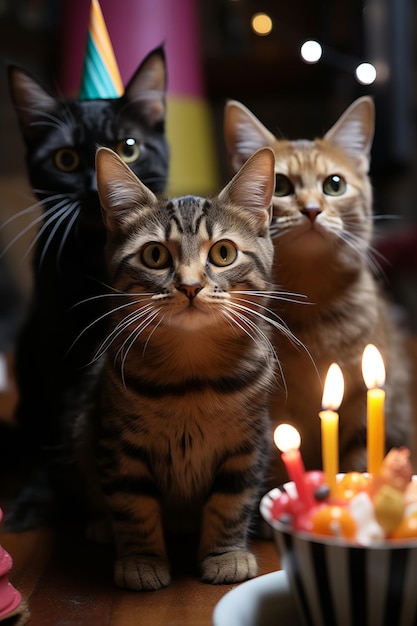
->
left=260, top=480, right=417, bottom=626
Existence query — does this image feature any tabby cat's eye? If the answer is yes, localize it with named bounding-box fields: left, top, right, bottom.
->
left=54, top=148, right=80, bottom=172
left=116, top=138, right=140, bottom=163
left=274, top=174, right=294, bottom=197
left=209, top=240, right=238, bottom=267
left=141, top=243, right=172, bottom=269
left=323, top=174, right=347, bottom=196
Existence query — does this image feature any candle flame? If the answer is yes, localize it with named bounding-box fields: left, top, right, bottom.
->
left=322, top=363, right=344, bottom=410
left=274, top=423, right=301, bottom=452
left=362, top=344, right=385, bottom=389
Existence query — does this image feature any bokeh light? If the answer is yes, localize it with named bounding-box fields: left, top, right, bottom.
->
left=251, top=13, right=273, bottom=36
left=355, top=62, right=377, bottom=85
left=300, top=40, right=323, bottom=64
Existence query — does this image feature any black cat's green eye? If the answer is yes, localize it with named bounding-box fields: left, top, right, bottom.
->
left=54, top=148, right=80, bottom=172
left=141, top=243, right=172, bottom=269
left=116, top=138, right=140, bottom=164
left=323, top=174, right=347, bottom=196
left=274, top=174, right=294, bottom=197
left=209, top=240, right=238, bottom=267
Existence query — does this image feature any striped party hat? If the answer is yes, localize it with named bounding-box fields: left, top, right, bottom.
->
left=79, top=0, right=124, bottom=99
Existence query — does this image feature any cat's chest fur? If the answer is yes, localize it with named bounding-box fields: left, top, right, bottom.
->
left=115, top=399, right=244, bottom=499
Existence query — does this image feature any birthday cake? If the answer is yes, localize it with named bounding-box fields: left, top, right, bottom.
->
left=259, top=346, right=417, bottom=626
left=263, top=447, right=417, bottom=545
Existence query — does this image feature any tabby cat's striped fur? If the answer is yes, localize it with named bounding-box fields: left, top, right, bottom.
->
left=224, top=97, right=412, bottom=489
left=76, top=146, right=276, bottom=590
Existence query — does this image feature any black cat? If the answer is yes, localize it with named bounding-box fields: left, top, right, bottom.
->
left=5, top=46, right=169, bottom=529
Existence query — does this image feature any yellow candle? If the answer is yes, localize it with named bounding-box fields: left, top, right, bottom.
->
left=366, top=387, right=386, bottom=475
left=320, top=363, right=344, bottom=495
left=362, top=344, right=386, bottom=475
left=319, top=409, right=339, bottom=495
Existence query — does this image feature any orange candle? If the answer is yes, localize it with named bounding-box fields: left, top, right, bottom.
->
left=319, top=363, right=344, bottom=495
left=362, top=344, right=386, bottom=475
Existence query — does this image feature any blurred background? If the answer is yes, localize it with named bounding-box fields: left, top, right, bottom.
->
left=0, top=0, right=416, bottom=354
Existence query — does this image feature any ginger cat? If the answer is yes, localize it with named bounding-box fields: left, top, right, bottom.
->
left=224, top=97, right=412, bottom=488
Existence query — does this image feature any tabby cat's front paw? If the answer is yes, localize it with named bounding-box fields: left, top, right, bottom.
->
left=114, top=555, right=171, bottom=591
left=201, top=550, right=258, bottom=584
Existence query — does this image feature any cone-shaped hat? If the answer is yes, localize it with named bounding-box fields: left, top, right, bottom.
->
left=79, top=0, right=124, bottom=99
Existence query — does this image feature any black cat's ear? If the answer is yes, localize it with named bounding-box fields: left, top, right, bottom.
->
left=96, top=147, right=157, bottom=233
left=219, top=147, right=275, bottom=232
left=8, top=65, right=58, bottom=139
left=124, top=46, right=166, bottom=127
left=224, top=100, right=276, bottom=173
left=324, top=96, right=375, bottom=172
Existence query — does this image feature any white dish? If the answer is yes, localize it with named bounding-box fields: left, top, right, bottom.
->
left=212, top=570, right=301, bottom=626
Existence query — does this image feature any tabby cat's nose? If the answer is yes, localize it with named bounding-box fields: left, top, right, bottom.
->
left=178, top=283, right=202, bottom=300
left=301, top=205, right=321, bottom=222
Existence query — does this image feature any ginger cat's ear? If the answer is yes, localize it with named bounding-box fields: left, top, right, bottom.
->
left=324, top=96, right=375, bottom=172
left=224, top=100, right=276, bottom=172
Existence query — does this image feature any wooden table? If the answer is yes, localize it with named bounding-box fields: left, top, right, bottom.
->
left=1, top=527, right=281, bottom=625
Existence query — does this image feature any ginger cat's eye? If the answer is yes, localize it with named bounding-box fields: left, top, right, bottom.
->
left=141, top=243, right=172, bottom=269
left=274, top=174, right=294, bottom=197
left=323, top=174, right=346, bottom=196
left=116, top=138, right=140, bottom=163
left=209, top=240, right=238, bottom=267
left=54, top=148, right=80, bottom=172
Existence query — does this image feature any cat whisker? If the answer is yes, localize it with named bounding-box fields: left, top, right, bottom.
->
left=221, top=307, right=284, bottom=393
left=229, top=298, right=318, bottom=380
left=0, top=199, right=69, bottom=260
left=270, top=222, right=290, bottom=239
left=59, top=100, right=78, bottom=133
left=335, top=227, right=385, bottom=278
left=230, top=298, right=305, bottom=349
left=21, top=202, right=76, bottom=264
left=372, top=214, right=403, bottom=223
left=221, top=306, right=277, bottom=363
left=38, top=203, right=79, bottom=267
left=69, top=298, right=153, bottom=360
left=233, top=289, right=310, bottom=306
left=0, top=196, right=48, bottom=230
left=71, top=290, right=155, bottom=311
left=93, top=303, right=155, bottom=363
left=56, top=205, right=80, bottom=268
left=118, top=309, right=162, bottom=387
left=30, top=108, right=75, bottom=140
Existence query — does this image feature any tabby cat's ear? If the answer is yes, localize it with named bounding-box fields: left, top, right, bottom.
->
left=324, top=96, right=374, bottom=172
left=96, top=147, right=157, bottom=233
left=219, top=147, right=275, bottom=232
left=124, top=46, right=166, bottom=127
left=224, top=100, right=276, bottom=172
left=8, top=66, right=58, bottom=139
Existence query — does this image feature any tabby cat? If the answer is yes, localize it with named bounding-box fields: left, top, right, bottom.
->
left=224, top=97, right=412, bottom=488
left=5, top=47, right=168, bottom=529
left=74, top=146, right=276, bottom=590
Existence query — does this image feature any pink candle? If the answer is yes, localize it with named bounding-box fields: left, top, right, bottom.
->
left=274, top=424, right=314, bottom=509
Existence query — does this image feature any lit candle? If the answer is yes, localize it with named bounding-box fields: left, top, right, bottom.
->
left=319, top=363, right=344, bottom=495
left=362, top=344, right=386, bottom=475
left=274, top=424, right=314, bottom=509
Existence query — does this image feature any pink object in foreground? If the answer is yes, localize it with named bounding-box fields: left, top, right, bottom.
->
left=0, top=510, right=24, bottom=622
